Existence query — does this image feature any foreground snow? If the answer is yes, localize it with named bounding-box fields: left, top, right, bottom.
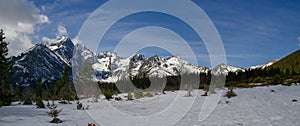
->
left=0, top=84, right=299, bottom=125
left=0, top=101, right=96, bottom=126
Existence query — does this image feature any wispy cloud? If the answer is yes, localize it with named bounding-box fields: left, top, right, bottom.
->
left=57, top=25, right=68, bottom=37
left=42, top=24, right=69, bottom=44
left=0, top=0, right=49, bottom=56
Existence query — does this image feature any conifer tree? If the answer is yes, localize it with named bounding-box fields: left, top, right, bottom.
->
left=36, top=77, right=43, bottom=98
left=0, top=29, right=12, bottom=106
left=35, top=77, right=45, bottom=108
left=15, top=87, right=22, bottom=102
left=55, top=64, right=76, bottom=101
left=47, top=105, right=62, bottom=123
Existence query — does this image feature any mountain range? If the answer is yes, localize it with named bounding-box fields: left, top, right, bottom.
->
left=10, top=37, right=73, bottom=87
left=10, top=37, right=292, bottom=88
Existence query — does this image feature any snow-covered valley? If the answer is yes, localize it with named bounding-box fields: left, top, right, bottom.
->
left=0, top=84, right=299, bottom=126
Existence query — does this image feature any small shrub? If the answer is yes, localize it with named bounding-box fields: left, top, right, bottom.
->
left=201, top=91, right=208, bottom=96
left=47, top=105, right=62, bottom=123
left=292, top=99, right=298, bottom=102
left=270, top=89, right=276, bottom=93
left=115, top=96, right=122, bottom=101
left=144, top=92, right=153, bottom=97
left=103, top=90, right=113, bottom=100
left=76, top=101, right=83, bottom=110
left=225, top=100, right=231, bottom=104
left=224, top=89, right=237, bottom=98
left=134, top=90, right=144, bottom=99
left=36, top=97, right=45, bottom=108
left=50, top=118, right=63, bottom=123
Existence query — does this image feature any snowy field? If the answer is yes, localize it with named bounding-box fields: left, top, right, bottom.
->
left=0, top=84, right=299, bottom=126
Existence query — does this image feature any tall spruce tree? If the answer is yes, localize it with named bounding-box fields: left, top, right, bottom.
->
left=0, top=29, right=12, bottom=106
left=36, top=77, right=43, bottom=98
left=55, top=64, right=76, bottom=101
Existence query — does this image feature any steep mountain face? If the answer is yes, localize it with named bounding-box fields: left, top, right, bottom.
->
left=9, top=37, right=80, bottom=88
left=48, top=37, right=74, bottom=64
left=10, top=43, right=68, bottom=87
left=269, top=49, right=300, bottom=74
left=211, top=63, right=245, bottom=75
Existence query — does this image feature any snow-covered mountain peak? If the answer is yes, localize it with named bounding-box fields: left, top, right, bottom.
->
left=211, top=64, right=244, bottom=75
left=130, top=53, right=146, bottom=62
left=46, top=37, right=74, bottom=63
left=250, top=60, right=277, bottom=69
left=48, top=37, right=72, bottom=50
left=97, top=52, right=119, bottom=60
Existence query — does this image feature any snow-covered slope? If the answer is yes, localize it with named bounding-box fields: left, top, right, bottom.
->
left=92, top=54, right=209, bottom=82
left=211, top=64, right=244, bottom=75
left=1, top=85, right=299, bottom=125
left=250, top=60, right=277, bottom=69
left=142, top=55, right=208, bottom=77
left=92, top=52, right=125, bottom=82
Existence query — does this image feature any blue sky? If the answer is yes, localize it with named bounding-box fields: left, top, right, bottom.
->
left=1, top=0, right=300, bottom=68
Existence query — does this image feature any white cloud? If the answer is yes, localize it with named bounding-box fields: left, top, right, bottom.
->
left=57, top=25, right=68, bottom=37
left=0, top=0, right=50, bottom=56
left=41, top=24, right=69, bottom=44
left=42, top=36, right=56, bottom=44
left=37, top=14, right=50, bottom=24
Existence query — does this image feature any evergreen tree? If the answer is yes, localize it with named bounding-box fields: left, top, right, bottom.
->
left=47, top=105, right=62, bottom=123
left=36, top=96, right=45, bottom=108
left=36, top=77, right=43, bottom=98
left=0, top=29, right=12, bottom=106
left=54, top=64, right=68, bottom=98
left=55, top=64, right=76, bottom=101
left=15, top=87, right=22, bottom=102
left=23, top=87, right=33, bottom=105
left=35, top=78, right=45, bottom=108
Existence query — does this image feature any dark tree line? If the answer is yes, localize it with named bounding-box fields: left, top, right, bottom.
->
left=98, top=72, right=212, bottom=94
left=226, top=67, right=300, bottom=87
left=13, top=64, right=78, bottom=106
left=98, top=66, right=300, bottom=94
